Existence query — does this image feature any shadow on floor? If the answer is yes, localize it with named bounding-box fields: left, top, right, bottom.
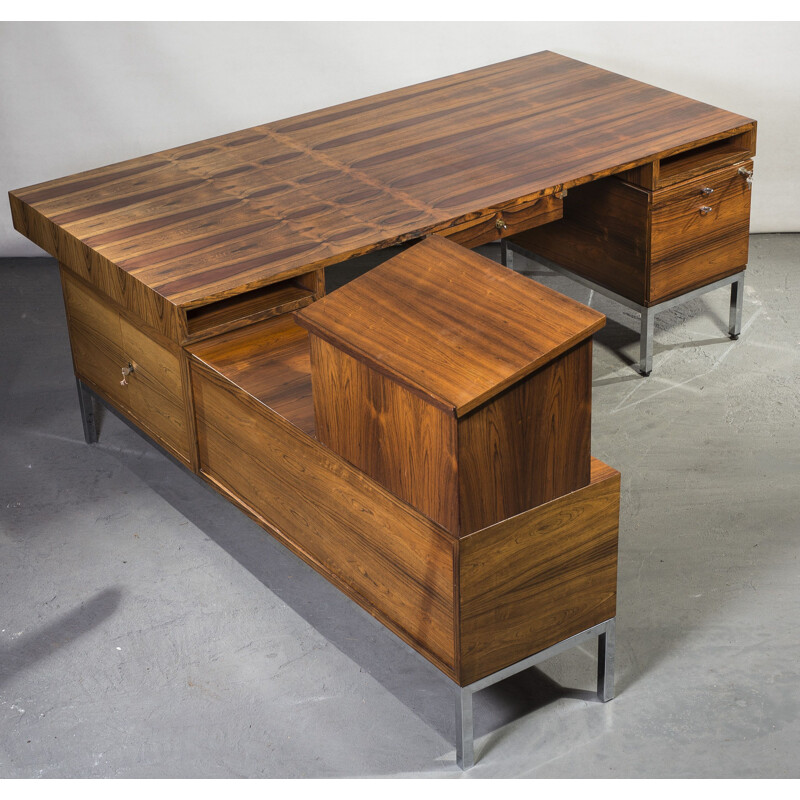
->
left=0, top=588, right=123, bottom=690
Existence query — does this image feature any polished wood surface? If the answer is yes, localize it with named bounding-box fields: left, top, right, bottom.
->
left=62, top=269, right=191, bottom=464
left=511, top=177, right=651, bottom=303
left=297, top=237, right=600, bottom=536
left=649, top=160, right=752, bottom=301
left=310, top=335, right=460, bottom=533
left=10, top=51, right=754, bottom=314
left=459, top=458, right=620, bottom=685
left=188, top=314, right=315, bottom=435
left=513, top=156, right=753, bottom=305
left=296, top=235, right=604, bottom=417
left=190, top=359, right=459, bottom=677
left=185, top=279, right=315, bottom=341
left=458, top=341, right=592, bottom=534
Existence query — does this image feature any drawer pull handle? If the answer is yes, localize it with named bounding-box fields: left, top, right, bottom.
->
left=120, top=362, right=135, bottom=386
left=699, top=206, right=713, bottom=215
left=700, top=186, right=714, bottom=196
left=738, top=166, right=754, bottom=185
left=495, top=217, right=508, bottom=231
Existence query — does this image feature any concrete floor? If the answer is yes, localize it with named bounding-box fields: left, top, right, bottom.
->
left=1, top=234, right=798, bottom=778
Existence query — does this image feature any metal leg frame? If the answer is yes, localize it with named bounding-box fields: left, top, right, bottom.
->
left=76, top=378, right=98, bottom=444
left=729, top=276, right=743, bottom=339
left=504, top=243, right=746, bottom=377
left=454, top=617, right=615, bottom=769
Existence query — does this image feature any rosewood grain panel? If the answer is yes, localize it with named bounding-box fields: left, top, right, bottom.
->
left=649, top=161, right=752, bottom=302
left=510, top=177, right=651, bottom=305
left=190, top=362, right=458, bottom=675
left=187, top=314, right=315, bottom=435
left=457, top=342, right=592, bottom=534
left=61, top=269, right=128, bottom=412
left=10, top=52, right=755, bottom=310
left=119, top=317, right=191, bottom=463
left=435, top=195, right=563, bottom=249
left=656, top=139, right=752, bottom=188
left=310, top=336, right=460, bottom=533
left=459, top=459, right=620, bottom=685
left=184, top=280, right=315, bottom=342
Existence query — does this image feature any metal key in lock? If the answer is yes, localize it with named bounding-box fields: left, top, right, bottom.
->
left=120, top=362, right=135, bottom=386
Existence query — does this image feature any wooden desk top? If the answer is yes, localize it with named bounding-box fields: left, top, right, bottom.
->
left=296, top=235, right=605, bottom=416
left=9, top=51, right=754, bottom=309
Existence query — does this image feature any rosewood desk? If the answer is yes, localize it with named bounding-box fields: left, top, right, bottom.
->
left=8, top=51, right=754, bottom=767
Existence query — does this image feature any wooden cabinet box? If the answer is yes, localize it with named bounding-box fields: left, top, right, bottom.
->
left=510, top=143, right=754, bottom=307
left=295, top=235, right=606, bottom=537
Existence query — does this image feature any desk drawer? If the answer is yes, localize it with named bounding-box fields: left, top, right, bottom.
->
left=437, top=194, right=563, bottom=249
left=62, top=269, right=191, bottom=464
left=650, top=161, right=752, bottom=302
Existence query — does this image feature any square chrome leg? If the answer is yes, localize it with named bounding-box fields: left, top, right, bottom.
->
left=639, top=308, right=655, bottom=377
left=499, top=238, right=513, bottom=269
left=729, top=276, right=744, bottom=339
left=455, top=687, right=474, bottom=770
left=597, top=618, right=616, bottom=702
left=76, top=378, right=98, bottom=444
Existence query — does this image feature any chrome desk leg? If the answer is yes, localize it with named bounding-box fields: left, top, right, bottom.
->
left=597, top=618, right=616, bottom=702
left=76, top=378, right=98, bottom=444
left=499, top=238, right=513, bottom=269
left=729, top=275, right=744, bottom=339
left=456, top=687, right=475, bottom=770
left=452, top=618, right=615, bottom=769
left=639, top=307, right=655, bottom=377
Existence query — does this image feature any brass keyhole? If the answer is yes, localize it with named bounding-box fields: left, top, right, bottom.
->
left=120, top=362, right=135, bottom=386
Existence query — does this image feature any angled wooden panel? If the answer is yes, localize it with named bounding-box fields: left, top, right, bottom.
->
left=458, top=459, right=620, bottom=686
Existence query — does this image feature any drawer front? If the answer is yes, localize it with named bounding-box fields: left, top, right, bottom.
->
left=649, top=161, right=752, bottom=302
left=437, top=194, right=563, bottom=249
left=62, top=269, right=190, bottom=464
left=120, top=319, right=190, bottom=461
left=62, top=272, right=130, bottom=412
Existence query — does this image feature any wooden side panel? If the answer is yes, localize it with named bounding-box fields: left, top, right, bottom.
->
left=458, top=459, right=620, bottom=686
left=61, top=267, right=191, bottom=466
left=510, top=177, right=650, bottom=305
left=191, top=362, right=458, bottom=675
left=648, top=161, right=752, bottom=302
left=310, top=336, right=460, bottom=534
left=61, top=269, right=129, bottom=411
left=457, top=341, right=592, bottom=535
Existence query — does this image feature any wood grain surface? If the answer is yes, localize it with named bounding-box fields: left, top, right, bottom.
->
left=457, top=341, right=592, bottom=534
left=61, top=269, right=191, bottom=464
left=511, top=177, right=652, bottom=304
left=188, top=314, right=316, bottom=435
left=309, top=336, right=460, bottom=533
left=459, top=458, right=620, bottom=685
left=10, top=51, right=754, bottom=312
left=296, top=235, right=604, bottom=417
left=190, top=360, right=459, bottom=677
